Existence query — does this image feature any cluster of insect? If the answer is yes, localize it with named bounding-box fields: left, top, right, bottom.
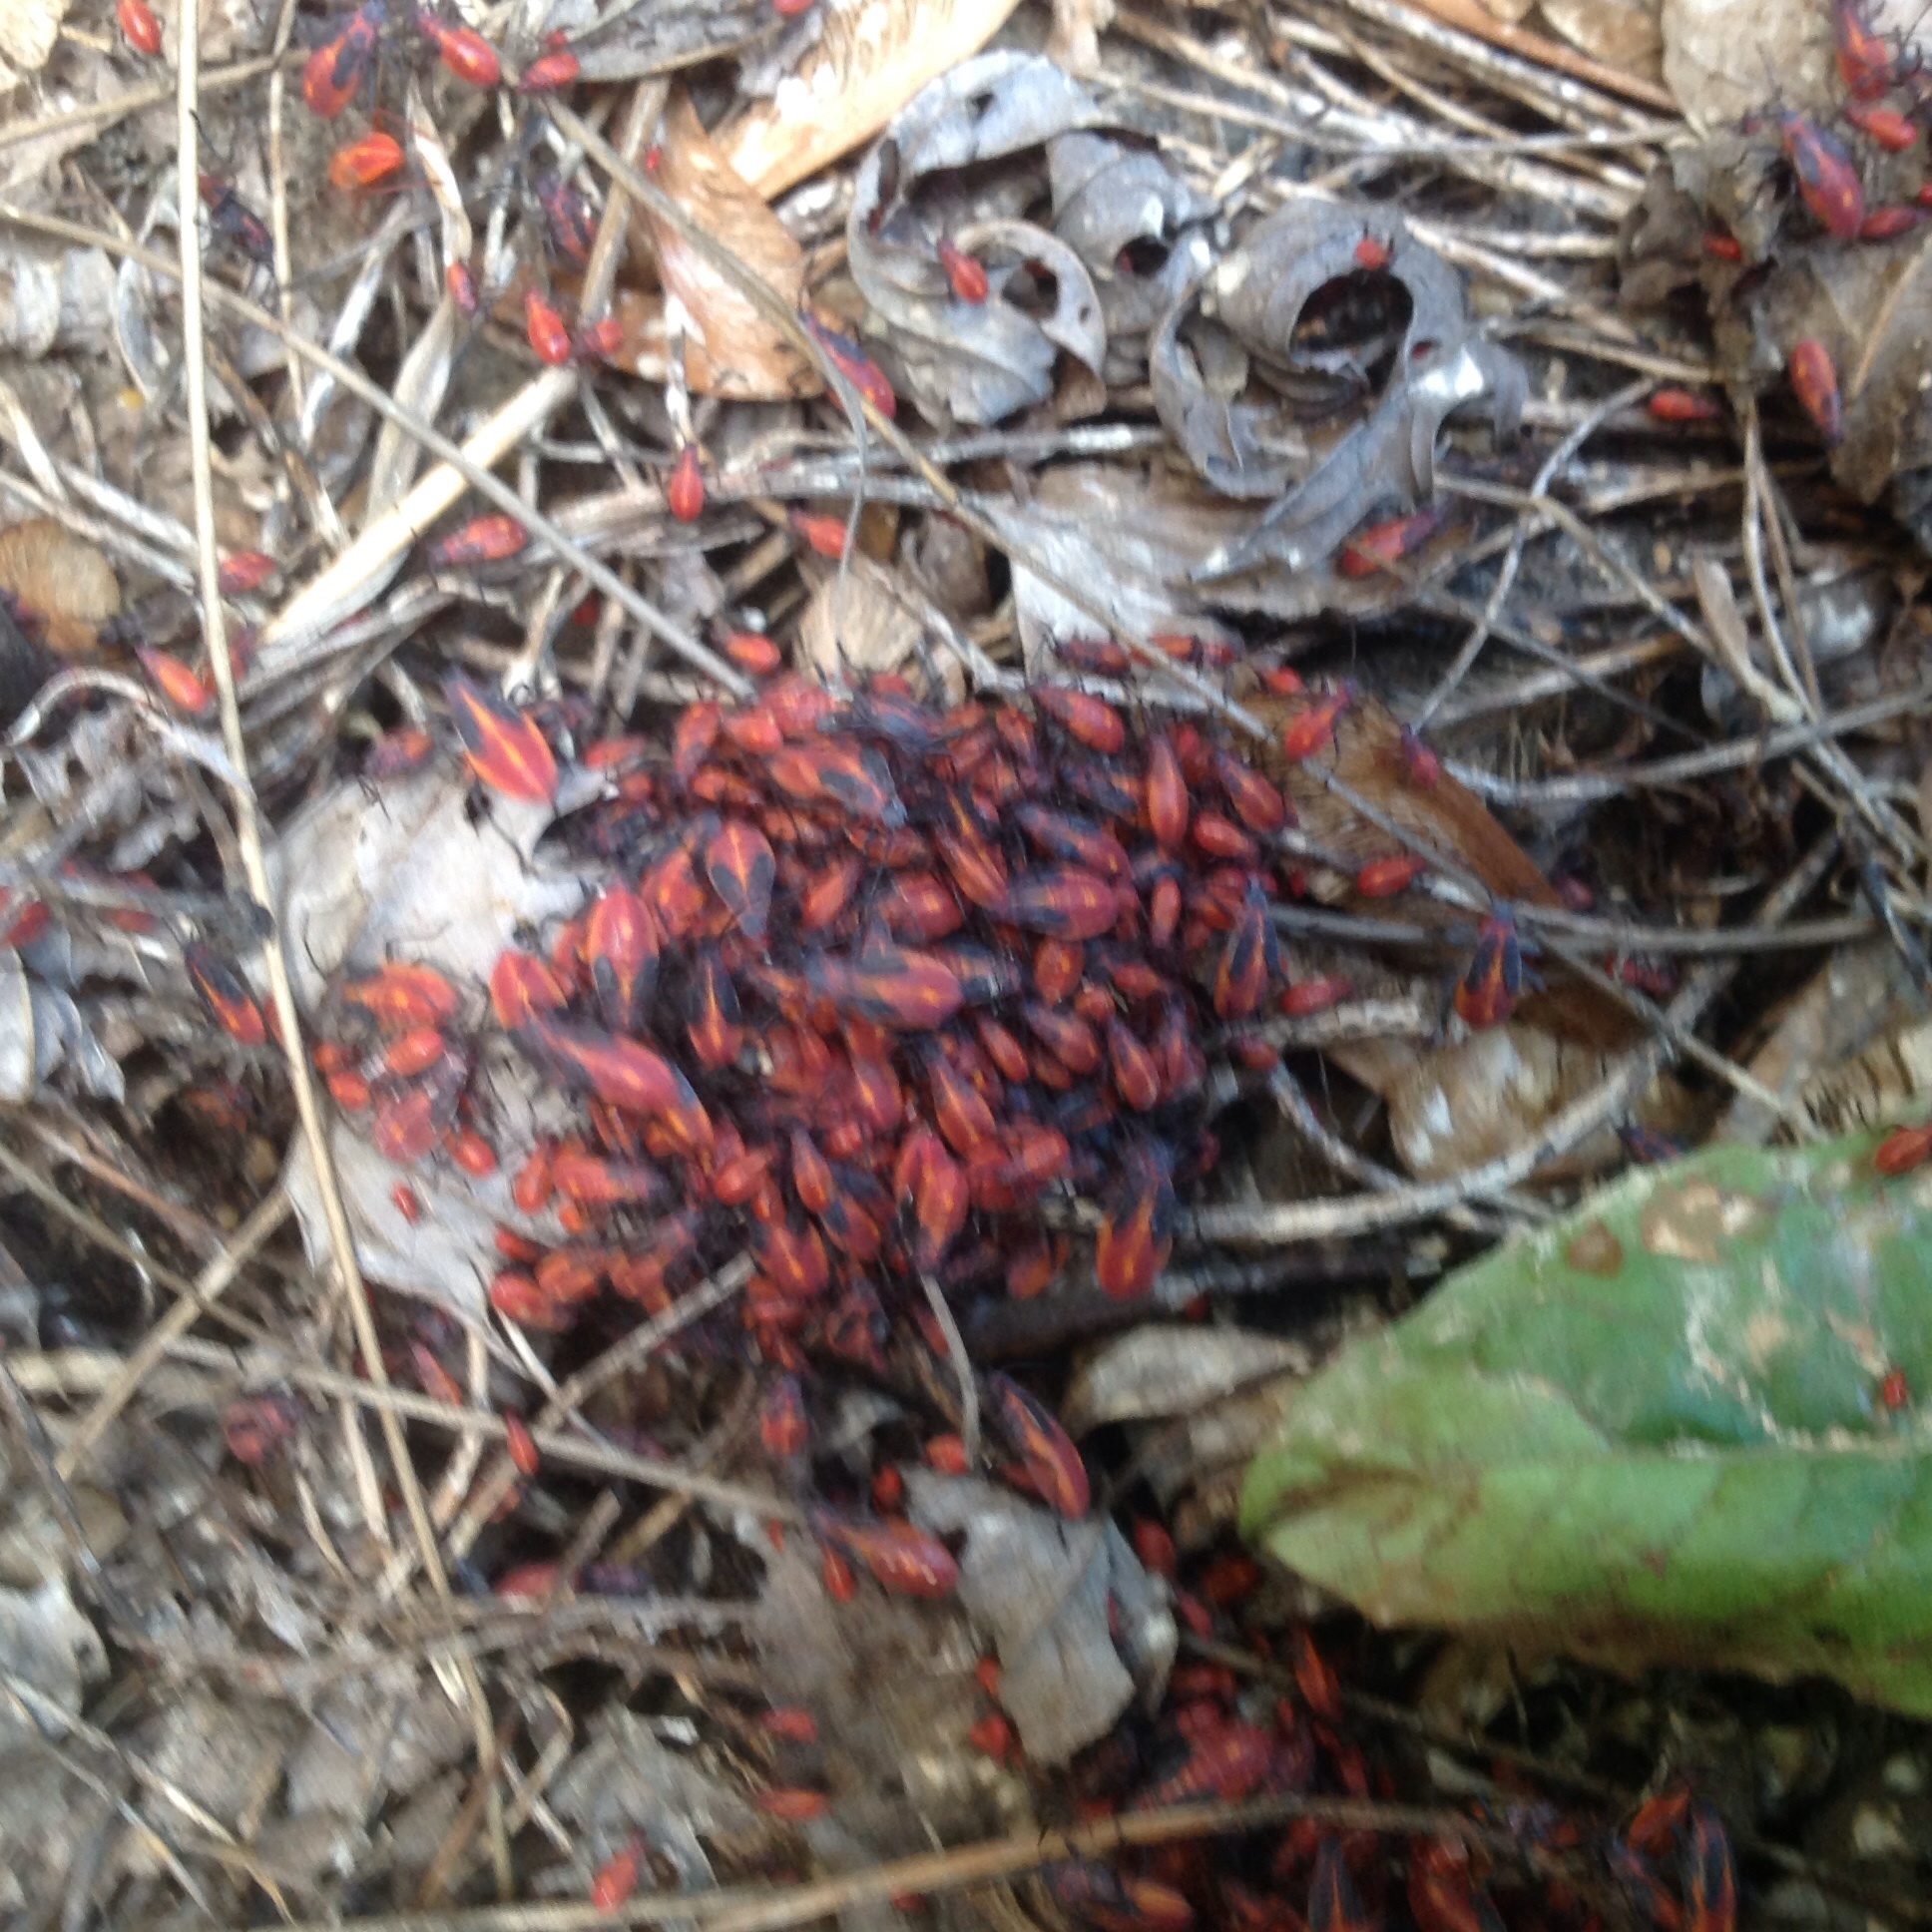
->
left=1687, top=0, right=1932, bottom=444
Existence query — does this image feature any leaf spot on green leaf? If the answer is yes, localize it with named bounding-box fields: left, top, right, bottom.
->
left=1564, top=1219, right=1623, bottom=1276
left=1638, top=1181, right=1768, bottom=1263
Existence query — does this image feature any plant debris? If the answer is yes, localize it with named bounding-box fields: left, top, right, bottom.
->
left=6, top=0, right=1932, bottom=1922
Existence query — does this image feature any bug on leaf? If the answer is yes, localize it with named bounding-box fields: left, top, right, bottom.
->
left=429, top=512, right=527, bottom=567
left=186, top=944, right=266, bottom=1045
left=217, top=550, right=276, bottom=595
left=789, top=508, right=851, bottom=559
left=1277, top=684, right=1353, bottom=761
left=1875, top=1122, right=1932, bottom=1175
left=1773, top=113, right=1865, bottom=239
left=503, top=1411, right=540, bottom=1475
left=1846, top=100, right=1918, bottom=151
left=524, top=287, right=572, bottom=365
left=516, top=1016, right=706, bottom=1133
left=1096, top=1143, right=1175, bottom=1299
left=582, top=884, right=660, bottom=1034
left=415, top=9, right=500, bottom=86
left=1835, top=0, right=1895, bottom=95
left=589, top=1839, right=643, bottom=1911
left=800, top=313, right=897, bottom=418
left=755, top=1785, right=830, bottom=1820
left=812, top=1511, right=959, bottom=1597
left=937, top=238, right=990, bottom=302
left=489, top=950, right=568, bottom=1030
left=1648, top=387, right=1723, bottom=423
left=328, top=129, right=405, bottom=189
left=301, top=2, right=383, bottom=118
left=1336, top=506, right=1439, bottom=578
left=759, top=1374, right=809, bottom=1456
left=985, top=1374, right=1090, bottom=1517
left=1035, top=686, right=1127, bottom=754
left=1355, top=852, right=1427, bottom=898
left=517, top=43, right=580, bottom=92
left=1455, top=909, right=1522, bottom=1029
left=664, top=442, right=703, bottom=521
left=445, top=673, right=558, bottom=803
left=759, top=1704, right=820, bottom=1743
left=119, top=0, right=164, bottom=54
left=1787, top=337, right=1843, bottom=445
left=138, top=646, right=215, bottom=716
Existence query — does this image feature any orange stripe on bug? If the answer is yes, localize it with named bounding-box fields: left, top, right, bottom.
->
left=415, top=9, right=501, bottom=86
left=985, top=1373, right=1090, bottom=1517
left=118, top=0, right=164, bottom=54
left=328, top=129, right=405, bottom=190
left=444, top=673, right=558, bottom=803
left=800, top=312, right=897, bottom=418
left=138, top=647, right=215, bottom=716
left=185, top=943, right=266, bottom=1045
left=428, top=512, right=527, bottom=567
left=1787, top=337, right=1842, bottom=445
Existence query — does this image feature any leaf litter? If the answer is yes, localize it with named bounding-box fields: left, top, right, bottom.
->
left=5, top=0, right=1932, bottom=1921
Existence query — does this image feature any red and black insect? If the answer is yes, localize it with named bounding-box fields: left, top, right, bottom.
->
left=198, top=174, right=274, bottom=268
left=186, top=943, right=267, bottom=1046
left=1770, top=112, right=1865, bottom=239
left=984, top=1374, right=1089, bottom=1517
left=444, top=672, right=558, bottom=803
left=301, top=2, right=385, bottom=119
left=1454, top=908, right=1521, bottom=1029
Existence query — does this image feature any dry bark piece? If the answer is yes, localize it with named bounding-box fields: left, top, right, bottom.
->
left=0, top=517, right=119, bottom=656
left=634, top=93, right=819, bottom=401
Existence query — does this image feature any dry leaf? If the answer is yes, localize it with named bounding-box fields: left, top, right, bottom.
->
left=0, top=517, right=120, bottom=656
left=1060, top=1327, right=1310, bottom=1436
left=1538, top=0, right=1663, bottom=79
left=905, top=1470, right=1174, bottom=1765
left=1048, top=0, right=1116, bottom=76
left=0, top=0, right=62, bottom=73
left=717, top=0, right=1026, bottom=200
left=635, top=94, right=818, bottom=401
left=796, top=552, right=934, bottom=689
left=847, top=56, right=1110, bottom=426
left=1717, top=941, right=1923, bottom=1144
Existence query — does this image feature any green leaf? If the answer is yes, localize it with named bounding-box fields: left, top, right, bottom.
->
left=1240, top=1131, right=1932, bottom=1713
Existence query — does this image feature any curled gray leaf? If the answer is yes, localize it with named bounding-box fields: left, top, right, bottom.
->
left=848, top=54, right=1112, bottom=425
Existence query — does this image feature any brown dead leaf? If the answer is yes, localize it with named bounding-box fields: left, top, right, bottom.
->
left=1248, top=687, right=1558, bottom=905
left=632, top=94, right=818, bottom=401
left=0, top=518, right=118, bottom=657
left=716, top=0, right=1025, bottom=200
